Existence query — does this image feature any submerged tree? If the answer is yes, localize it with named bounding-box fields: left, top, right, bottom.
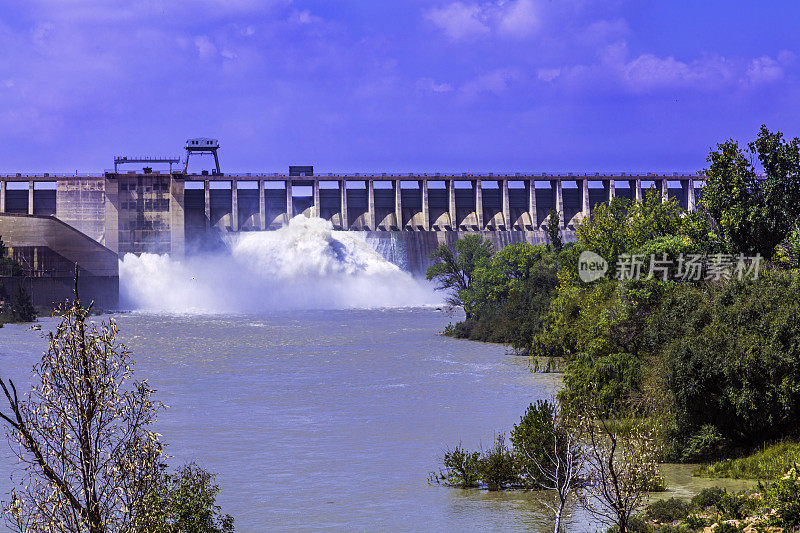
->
left=8, top=284, right=37, bottom=323
left=426, top=235, right=494, bottom=319
left=0, top=282, right=163, bottom=532
left=515, top=401, right=585, bottom=533
left=579, top=404, right=663, bottom=533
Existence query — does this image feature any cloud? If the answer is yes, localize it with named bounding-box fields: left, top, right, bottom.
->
left=425, top=0, right=539, bottom=41
left=194, top=35, right=218, bottom=59
left=537, top=40, right=791, bottom=96
left=495, top=0, right=539, bottom=38
left=537, top=68, right=560, bottom=82
left=416, top=78, right=455, bottom=93
left=745, top=51, right=794, bottom=85
left=460, top=68, right=521, bottom=98
left=424, top=2, right=490, bottom=41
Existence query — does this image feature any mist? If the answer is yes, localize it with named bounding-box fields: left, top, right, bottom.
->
left=119, top=216, right=443, bottom=313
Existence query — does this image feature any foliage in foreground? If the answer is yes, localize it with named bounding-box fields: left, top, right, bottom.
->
left=0, top=285, right=233, bottom=532
left=135, top=463, right=234, bottom=533
left=614, top=468, right=800, bottom=532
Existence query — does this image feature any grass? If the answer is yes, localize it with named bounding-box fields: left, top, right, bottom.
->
left=695, top=440, right=800, bottom=480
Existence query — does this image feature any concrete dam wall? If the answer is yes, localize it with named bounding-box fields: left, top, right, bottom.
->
left=1, top=171, right=702, bottom=265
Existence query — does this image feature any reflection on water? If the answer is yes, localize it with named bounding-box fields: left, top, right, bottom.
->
left=0, top=309, right=755, bottom=532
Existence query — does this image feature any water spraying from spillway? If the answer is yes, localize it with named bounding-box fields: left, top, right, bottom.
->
left=119, top=216, right=443, bottom=313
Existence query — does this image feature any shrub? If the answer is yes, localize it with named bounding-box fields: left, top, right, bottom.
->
left=713, top=523, right=742, bottom=533
left=684, top=513, right=710, bottom=529
left=440, top=445, right=481, bottom=488
left=478, top=435, right=517, bottom=491
left=759, top=471, right=800, bottom=529
left=136, top=463, right=234, bottom=533
left=691, top=486, right=726, bottom=509
left=645, top=497, right=692, bottom=523
left=604, top=514, right=649, bottom=533
left=696, top=441, right=800, bottom=479
left=8, top=283, right=36, bottom=323
left=713, top=490, right=753, bottom=520
left=681, top=425, right=728, bottom=462
left=509, top=400, right=557, bottom=487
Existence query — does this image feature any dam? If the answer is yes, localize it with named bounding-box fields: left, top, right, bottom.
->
left=0, top=148, right=702, bottom=263
left=0, top=139, right=705, bottom=308
left=0, top=168, right=701, bottom=272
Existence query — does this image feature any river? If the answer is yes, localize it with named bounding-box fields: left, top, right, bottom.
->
left=2, top=308, right=581, bottom=532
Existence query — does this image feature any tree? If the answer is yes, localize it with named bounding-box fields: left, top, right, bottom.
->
left=135, top=463, right=234, bottom=533
left=575, top=190, right=686, bottom=272
left=1, top=284, right=163, bottom=532
left=547, top=210, right=562, bottom=252
left=514, top=400, right=585, bottom=533
left=426, top=235, right=494, bottom=319
left=9, top=283, right=37, bottom=323
left=0, top=235, right=23, bottom=277
left=579, top=405, right=662, bottom=533
left=701, top=126, right=800, bottom=259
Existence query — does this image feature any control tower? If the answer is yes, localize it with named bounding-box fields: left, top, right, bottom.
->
left=184, top=138, right=221, bottom=175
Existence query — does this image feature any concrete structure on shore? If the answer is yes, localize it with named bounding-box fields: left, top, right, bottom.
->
left=0, top=213, right=119, bottom=309
left=0, top=169, right=703, bottom=264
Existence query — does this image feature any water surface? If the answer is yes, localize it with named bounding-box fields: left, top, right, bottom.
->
left=1, top=309, right=567, bottom=532
left=0, top=309, right=754, bottom=532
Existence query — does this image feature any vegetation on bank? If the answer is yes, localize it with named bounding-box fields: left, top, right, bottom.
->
left=696, top=441, right=800, bottom=480
left=626, top=471, right=800, bottom=532
left=0, top=281, right=233, bottom=532
left=430, top=127, right=800, bottom=531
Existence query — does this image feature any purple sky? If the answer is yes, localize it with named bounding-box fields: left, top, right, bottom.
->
left=1, top=1, right=798, bottom=174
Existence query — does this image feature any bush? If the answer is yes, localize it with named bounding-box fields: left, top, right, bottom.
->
left=8, top=283, right=36, bottom=323
left=509, top=400, right=556, bottom=488
left=713, top=523, right=742, bottom=533
left=605, top=514, right=649, bottom=533
left=760, top=471, right=800, bottom=529
left=681, top=425, right=728, bottom=462
left=439, top=445, right=482, bottom=488
left=691, top=486, right=726, bottom=509
left=648, top=271, right=800, bottom=457
left=478, top=435, right=517, bottom=491
left=684, top=513, right=710, bottom=529
left=136, top=463, right=234, bottom=533
left=645, top=497, right=692, bottom=523
left=713, top=490, right=753, bottom=520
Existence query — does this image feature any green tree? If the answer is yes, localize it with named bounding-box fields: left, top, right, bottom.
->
left=9, top=284, right=36, bottom=323
left=135, top=463, right=234, bottom=533
left=547, top=210, right=562, bottom=252
left=702, top=126, right=800, bottom=258
left=645, top=270, right=800, bottom=457
left=575, top=190, right=686, bottom=273
left=0, top=235, right=23, bottom=277
left=426, top=235, right=494, bottom=319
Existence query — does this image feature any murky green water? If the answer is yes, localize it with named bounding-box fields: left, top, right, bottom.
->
left=0, top=309, right=752, bottom=532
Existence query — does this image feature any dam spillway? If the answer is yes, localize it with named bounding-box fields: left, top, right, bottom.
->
left=0, top=170, right=703, bottom=273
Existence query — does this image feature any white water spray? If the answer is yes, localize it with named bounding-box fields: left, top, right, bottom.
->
left=119, top=216, right=442, bottom=313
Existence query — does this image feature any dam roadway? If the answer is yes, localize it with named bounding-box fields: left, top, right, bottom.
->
left=0, top=170, right=702, bottom=272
